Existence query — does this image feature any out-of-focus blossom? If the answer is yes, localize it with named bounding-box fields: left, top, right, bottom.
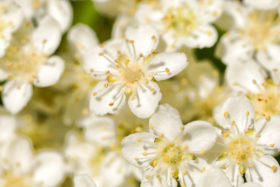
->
left=135, top=0, right=223, bottom=51
left=65, top=113, right=142, bottom=187
left=122, top=104, right=218, bottom=187
left=244, top=0, right=280, bottom=10
left=221, top=1, right=280, bottom=84
left=83, top=25, right=187, bottom=118
left=0, top=17, right=64, bottom=114
left=74, top=175, right=97, bottom=187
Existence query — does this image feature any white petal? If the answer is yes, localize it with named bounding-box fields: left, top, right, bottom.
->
left=224, top=1, right=247, bottom=27
left=79, top=113, right=116, bottom=146
left=47, top=0, right=73, bottom=32
left=0, top=115, right=17, bottom=142
left=2, top=136, right=32, bottom=172
left=197, top=167, right=232, bottom=187
left=0, top=69, right=8, bottom=81
left=74, top=175, right=97, bottom=187
left=197, top=0, right=223, bottom=23
left=248, top=156, right=280, bottom=187
left=225, top=60, right=267, bottom=93
left=31, top=16, right=62, bottom=55
left=244, top=0, right=280, bottom=10
left=128, top=81, right=161, bottom=118
left=221, top=33, right=254, bottom=65
left=149, top=104, right=182, bottom=141
left=3, top=81, right=32, bottom=114
left=124, top=25, right=159, bottom=57
left=81, top=43, right=119, bottom=80
left=32, top=151, right=65, bottom=187
left=183, top=121, right=217, bottom=154
left=214, top=95, right=255, bottom=132
left=255, top=116, right=280, bottom=153
left=68, top=24, right=99, bottom=54
left=121, top=132, right=156, bottom=168
left=33, top=56, right=65, bottom=87
left=100, top=152, right=128, bottom=187
left=90, top=81, right=125, bottom=116
left=148, top=52, right=188, bottom=81
left=240, top=183, right=262, bottom=187
left=184, top=25, right=218, bottom=48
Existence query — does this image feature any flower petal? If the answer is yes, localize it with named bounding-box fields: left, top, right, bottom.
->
left=32, top=151, right=65, bottom=187
left=197, top=0, right=223, bottom=23
left=183, top=121, right=217, bottom=154
left=68, top=24, right=99, bottom=54
left=240, top=183, right=262, bottom=187
left=0, top=69, right=8, bottom=81
left=124, top=25, right=159, bottom=57
left=2, top=136, right=32, bottom=172
left=79, top=113, right=116, bottom=146
left=47, top=0, right=73, bottom=32
left=100, top=152, right=128, bottom=187
left=121, top=132, right=156, bottom=168
left=0, top=114, right=17, bottom=142
left=3, top=80, right=32, bottom=114
left=128, top=81, right=161, bottom=118
left=214, top=95, right=255, bottom=132
left=248, top=156, right=280, bottom=187
left=31, top=16, right=62, bottom=55
left=33, top=56, right=65, bottom=87
left=197, top=167, right=232, bottom=187
left=90, top=81, right=125, bottom=116
left=148, top=52, right=188, bottom=81
left=184, top=25, right=218, bottom=48
left=149, top=104, right=182, bottom=141
left=74, top=175, right=97, bottom=187
left=255, top=116, right=280, bottom=153
left=225, top=60, right=267, bottom=94
left=244, top=0, right=280, bottom=10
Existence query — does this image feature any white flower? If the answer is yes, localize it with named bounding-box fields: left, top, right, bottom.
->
left=135, top=0, right=223, bottom=50
left=0, top=0, right=24, bottom=58
left=221, top=1, right=280, bottom=84
left=225, top=60, right=280, bottom=120
left=14, top=0, right=73, bottom=32
left=198, top=167, right=262, bottom=187
left=64, top=113, right=141, bottom=187
left=121, top=104, right=218, bottom=187
left=212, top=95, right=280, bottom=187
left=0, top=16, right=65, bottom=114
left=0, top=136, right=65, bottom=187
left=74, top=175, right=97, bottom=187
left=83, top=25, right=187, bottom=118
left=244, top=0, right=280, bottom=10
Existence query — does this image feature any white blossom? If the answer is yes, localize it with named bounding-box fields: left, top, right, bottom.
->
left=212, top=96, right=280, bottom=187
left=74, top=175, right=97, bottom=187
left=135, top=0, right=223, bottom=50
left=83, top=25, right=187, bottom=118
left=121, top=104, right=218, bottom=187
left=0, top=17, right=65, bottom=114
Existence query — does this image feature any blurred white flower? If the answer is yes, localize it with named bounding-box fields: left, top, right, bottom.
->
left=221, top=1, right=280, bottom=84
left=82, top=25, right=187, bottom=118
left=74, top=175, right=97, bottom=187
left=121, top=104, right=218, bottom=187
left=64, top=113, right=141, bottom=187
left=14, top=0, right=73, bottom=32
left=135, top=0, right=223, bottom=50
left=0, top=0, right=24, bottom=58
left=0, top=136, right=65, bottom=187
left=244, top=0, right=280, bottom=10
left=213, top=96, right=280, bottom=187
left=0, top=17, right=65, bottom=114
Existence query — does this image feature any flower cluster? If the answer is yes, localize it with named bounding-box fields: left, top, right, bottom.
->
left=0, top=0, right=280, bottom=187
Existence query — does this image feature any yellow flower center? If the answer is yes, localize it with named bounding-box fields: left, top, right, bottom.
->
left=3, top=172, right=32, bottom=187
left=160, top=144, right=183, bottom=165
left=249, top=82, right=280, bottom=119
left=163, top=5, right=197, bottom=36
left=228, top=137, right=254, bottom=164
left=0, top=24, right=47, bottom=82
left=240, top=11, right=280, bottom=50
